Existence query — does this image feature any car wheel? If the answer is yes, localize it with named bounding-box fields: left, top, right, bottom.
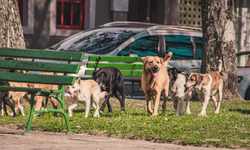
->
left=244, top=86, right=250, bottom=100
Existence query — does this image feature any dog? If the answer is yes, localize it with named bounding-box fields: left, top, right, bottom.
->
left=167, top=67, right=192, bottom=115
left=66, top=78, right=107, bottom=117
left=3, top=72, right=59, bottom=117
left=92, top=67, right=125, bottom=114
left=184, top=60, right=223, bottom=116
left=141, top=52, right=173, bottom=116
left=0, top=58, right=17, bottom=117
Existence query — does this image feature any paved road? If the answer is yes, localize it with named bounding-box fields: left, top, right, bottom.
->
left=0, top=127, right=246, bottom=150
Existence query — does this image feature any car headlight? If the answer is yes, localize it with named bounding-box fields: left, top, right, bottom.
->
left=238, top=76, right=243, bottom=83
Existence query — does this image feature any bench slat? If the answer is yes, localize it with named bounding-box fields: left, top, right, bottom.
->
left=0, top=59, right=80, bottom=73
left=87, top=63, right=143, bottom=69
left=0, top=48, right=85, bottom=61
left=0, top=72, right=76, bottom=85
left=88, top=56, right=142, bottom=62
left=0, top=86, right=61, bottom=94
left=85, top=70, right=143, bottom=77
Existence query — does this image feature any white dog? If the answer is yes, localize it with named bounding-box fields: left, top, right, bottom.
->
left=185, top=60, right=223, bottom=116
left=66, top=78, right=107, bottom=117
left=168, top=67, right=192, bottom=116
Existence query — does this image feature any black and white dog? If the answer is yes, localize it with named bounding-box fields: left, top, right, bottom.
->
left=0, top=58, right=17, bottom=117
left=167, top=67, right=193, bottom=116
left=92, top=67, right=125, bottom=113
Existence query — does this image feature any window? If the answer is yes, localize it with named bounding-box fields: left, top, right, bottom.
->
left=118, top=36, right=158, bottom=57
left=165, top=36, right=194, bottom=60
left=52, top=28, right=139, bottom=54
left=56, top=0, right=84, bottom=30
left=194, top=37, right=202, bottom=59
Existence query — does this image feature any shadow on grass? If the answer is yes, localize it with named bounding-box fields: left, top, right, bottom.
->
left=229, top=108, right=250, bottom=114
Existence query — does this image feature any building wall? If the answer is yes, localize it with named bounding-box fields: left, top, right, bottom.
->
left=24, top=0, right=64, bottom=49
left=95, top=0, right=112, bottom=27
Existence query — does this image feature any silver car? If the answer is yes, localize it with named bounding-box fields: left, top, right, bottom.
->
left=47, top=21, right=203, bottom=98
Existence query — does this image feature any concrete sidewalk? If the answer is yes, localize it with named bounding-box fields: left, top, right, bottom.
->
left=0, top=127, right=245, bottom=150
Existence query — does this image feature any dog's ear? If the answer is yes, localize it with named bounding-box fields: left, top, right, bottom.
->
left=141, top=56, right=149, bottom=64
left=195, top=74, right=203, bottom=85
left=159, top=57, right=164, bottom=64
left=173, top=68, right=178, bottom=79
left=76, top=77, right=81, bottom=84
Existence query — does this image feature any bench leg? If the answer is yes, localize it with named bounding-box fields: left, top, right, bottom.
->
left=24, top=94, right=36, bottom=134
left=54, top=94, right=73, bottom=134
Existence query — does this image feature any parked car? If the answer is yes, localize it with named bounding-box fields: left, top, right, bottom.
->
left=46, top=21, right=203, bottom=99
left=236, top=51, right=250, bottom=100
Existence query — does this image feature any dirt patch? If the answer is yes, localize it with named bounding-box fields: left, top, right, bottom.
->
left=1, top=126, right=243, bottom=150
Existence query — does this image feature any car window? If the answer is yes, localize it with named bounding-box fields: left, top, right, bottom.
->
left=52, top=28, right=141, bottom=54
left=165, top=36, right=194, bottom=60
left=194, top=37, right=202, bottom=59
left=117, top=36, right=158, bottom=57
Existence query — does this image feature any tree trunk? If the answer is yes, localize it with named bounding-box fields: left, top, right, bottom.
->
left=0, top=0, right=26, bottom=59
left=201, top=0, right=242, bottom=100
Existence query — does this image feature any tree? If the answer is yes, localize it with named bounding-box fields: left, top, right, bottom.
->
left=0, top=0, right=26, bottom=59
left=201, top=0, right=242, bottom=100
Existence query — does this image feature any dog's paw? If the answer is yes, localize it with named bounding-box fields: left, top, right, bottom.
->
left=100, top=110, right=104, bottom=114
left=121, top=108, right=125, bottom=111
left=198, top=113, right=206, bottom=116
left=151, top=113, right=158, bottom=116
left=214, top=111, right=219, bottom=114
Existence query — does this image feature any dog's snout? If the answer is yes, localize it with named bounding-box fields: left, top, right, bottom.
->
left=153, top=65, right=158, bottom=71
left=184, top=84, right=187, bottom=88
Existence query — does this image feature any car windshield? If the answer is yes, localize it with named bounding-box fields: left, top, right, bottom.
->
left=50, top=28, right=142, bottom=54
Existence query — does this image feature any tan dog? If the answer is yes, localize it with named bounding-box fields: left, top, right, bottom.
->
left=3, top=72, right=59, bottom=117
left=66, top=78, right=107, bottom=118
left=141, top=52, right=173, bottom=116
left=185, top=60, right=223, bottom=116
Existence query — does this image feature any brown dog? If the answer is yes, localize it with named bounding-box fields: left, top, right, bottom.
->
left=185, top=60, right=223, bottom=116
left=3, top=72, right=59, bottom=117
left=141, top=52, right=173, bottom=116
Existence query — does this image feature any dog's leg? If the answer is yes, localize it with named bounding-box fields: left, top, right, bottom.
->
left=152, top=93, right=161, bottom=116
left=100, top=91, right=112, bottom=113
left=92, top=93, right=100, bottom=117
left=34, top=96, right=43, bottom=111
left=17, top=97, right=25, bottom=116
left=113, top=88, right=125, bottom=111
left=176, top=97, right=184, bottom=116
left=50, top=97, right=58, bottom=117
left=1, top=104, right=4, bottom=116
left=1, top=102, right=4, bottom=116
left=185, top=93, right=191, bottom=114
left=84, top=99, right=91, bottom=118
left=199, top=95, right=209, bottom=116
left=3, top=102, right=11, bottom=116
left=68, top=103, right=78, bottom=117
left=214, top=87, right=222, bottom=114
left=145, top=93, right=153, bottom=114
left=173, top=99, right=177, bottom=110
left=3, top=91, right=16, bottom=117
left=211, top=95, right=218, bottom=110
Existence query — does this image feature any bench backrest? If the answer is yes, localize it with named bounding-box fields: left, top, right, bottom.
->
left=85, top=56, right=143, bottom=77
left=0, top=48, right=85, bottom=85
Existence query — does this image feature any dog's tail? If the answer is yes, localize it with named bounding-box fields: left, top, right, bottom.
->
left=217, top=60, right=222, bottom=72
left=163, top=52, right=173, bottom=66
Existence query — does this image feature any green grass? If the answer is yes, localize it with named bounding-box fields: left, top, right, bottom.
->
left=1, top=97, right=250, bottom=149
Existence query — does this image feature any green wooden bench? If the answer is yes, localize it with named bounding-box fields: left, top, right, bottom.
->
left=0, top=47, right=84, bottom=134
left=84, top=56, right=143, bottom=98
